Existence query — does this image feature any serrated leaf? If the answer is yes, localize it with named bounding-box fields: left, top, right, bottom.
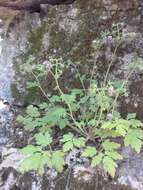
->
left=75, top=121, right=85, bottom=130
left=105, top=151, right=123, bottom=160
left=38, top=152, right=52, bottom=174
left=52, top=151, right=64, bottom=172
left=115, top=119, right=130, bottom=136
left=26, top=105, right=40, bottom=118
left=58, top=118, right=69, bottom=129
left=102, top=140, right=120, bottom=151
left=39, top=102, right=49, bottom=110
left=71, top=88, right=83, bottom=95
left=116, top=124, right=127, bottom=136
left=99, top=130, right=119, bottom=138
left=19, top=153, right=42, bottom=173
left=91, top=153, right=103, bottom=167
left=127, top=113, right=136, bottom=120
left=26, top=81, right=39, bottom=89
left=129, top=119, right=142, bottom=128
left=61, top=133, right=74, bottom=143
left=101, top=122, right=115, bottom=130
left=16, top=115, right=25, bottom=123
left=73, top=137, right=86, bottom=148
left=124, top=129, right=143, bottom=153
left=103, top=156, right=117, bottom=177
left=35, top=132, right=52, bottom=147
left=50, top=95, right=61, bottom=102
left=63, top=141, right=73, bottom=152
left=47, top=107, right=67, bottom=121
left=88, top=119, right=97, bottom=126
left=61, top=94, right=76, bottom=104
left=50, top=107, right=67, bottom=117
left=42, top=107, right=67, bottom=127
left=22, top=117, right=35, bottom=131
left=79, top=96, right=89, bottom=104
left=21, top=145, right=41, bottom=155
left=82, top=146, right=97, bottom=158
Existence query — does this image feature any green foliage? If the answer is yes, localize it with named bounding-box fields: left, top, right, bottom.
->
left=102, top=156, right=117, bottom=177
left=35, top=132, right=52, bottom=147
left=81, top=146, right=97, bottom=158
left=51, top=151, right=64, bottom=172
left=17, top=27, right=143, bottom=178
left=124, top=129, right=143, bottom=153
left=91, top=153, right=103, bottom=167
left=19, top=131, right=64, bottom=174
left=61, top=133, right=86, bottom=152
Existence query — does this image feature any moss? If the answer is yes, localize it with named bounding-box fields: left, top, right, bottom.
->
left=11, top=83, right=21, bottom=102
left=27, top=22, right=47, bottom=55
left=11, top=2, right=110, bottom=104
left=23, top=1, right=102, bottom=63
left=11, top=81, right=44, bottom=105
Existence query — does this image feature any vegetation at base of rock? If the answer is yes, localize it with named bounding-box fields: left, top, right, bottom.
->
left=17, top=25, right=143, bottom=178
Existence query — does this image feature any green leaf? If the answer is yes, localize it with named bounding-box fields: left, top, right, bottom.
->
left=124, top=129, right=143, bottom=153
left=99, top=130, right=119, bottom=138
left=51, top=107, right=67, bottom=117
left=73, top=137, right=86, bottom=148
left=26, top=81, right=39, bottom=89
left=19, top=153, right=42, bottom=173
left=61, top=94, right=76, bottom=104
left=52, top=151, right=64, bottom=172
left=20, top=145, right=41, bottom=155
left=24, top=118, right=45, bottom=131
left=115, top=125, right=127, bottom=136
left=43, top=107, right=67, bottom=126
left=58, top=118, right=69, bottom=129
left=71, top=89, right=83, bottom=95
left=127, top=113, right=136, bottom=120
left=63, top=141, right=73, bottom=152
left=82, top=146, right=97, bottom=158
left=88, top=119, right=98, bottom=126
left=43, top=152, right=52, bottom=168
left=61, top=133, right=74, bottom=143
left=105, top=151, right=123, bottom=160
left=35, top=132, right=52, bottom=147
left=26, top=105, right=40, bottom=118
left=75, top=121, right=85, bottom=129
left=39, top=103, right=49, bottom=110
left=79, top=96, right=89, bottom=104
left=91, top=153, right=103, bottom=167
left=101, top=122, right=115, bottom=130
left=23, top=117, right=36, bottom=131
left=47, top=107, right=67, bottom=119
left=103, top=156, right=117, bottom=177
left=129, top=119, right=142, bottom=128
left=50, top=95, right=61, bottom=103
left=115, top=119, right=130, bottom=136
left=102, top=140, right=120, bottom=151
left=38, top=152, right=52, bottom=174
left=16, top=115, right=25, bottom=123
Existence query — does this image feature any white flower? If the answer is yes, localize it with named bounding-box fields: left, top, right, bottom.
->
left=107, top=113, right=113, bottom=120
left=43, top=60, right=52, bottom=70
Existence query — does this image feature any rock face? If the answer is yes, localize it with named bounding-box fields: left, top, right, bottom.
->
left=0, top=0, right=76, bottom=12
left=118, top=148, right=143, bottom=190
left=0, top=0, right=143, bottom=189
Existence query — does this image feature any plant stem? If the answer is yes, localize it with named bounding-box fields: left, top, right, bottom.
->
left=31, top=71, right=52, bottom=103
left=103, top=44, right=119, bottom=87
left=111, top=66, right=136, bottom=115
left=71, top=63, right=86, bottom=92
left=49, top=68, right=89, bottom=138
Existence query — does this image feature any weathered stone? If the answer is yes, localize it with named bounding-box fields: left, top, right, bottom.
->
left=0, top=0, right=143, bottom=189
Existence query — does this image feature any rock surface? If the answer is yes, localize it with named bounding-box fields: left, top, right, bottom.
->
left=118, top=148, right=143, bottom=190
left=0, top=0, right=143, bottom=190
